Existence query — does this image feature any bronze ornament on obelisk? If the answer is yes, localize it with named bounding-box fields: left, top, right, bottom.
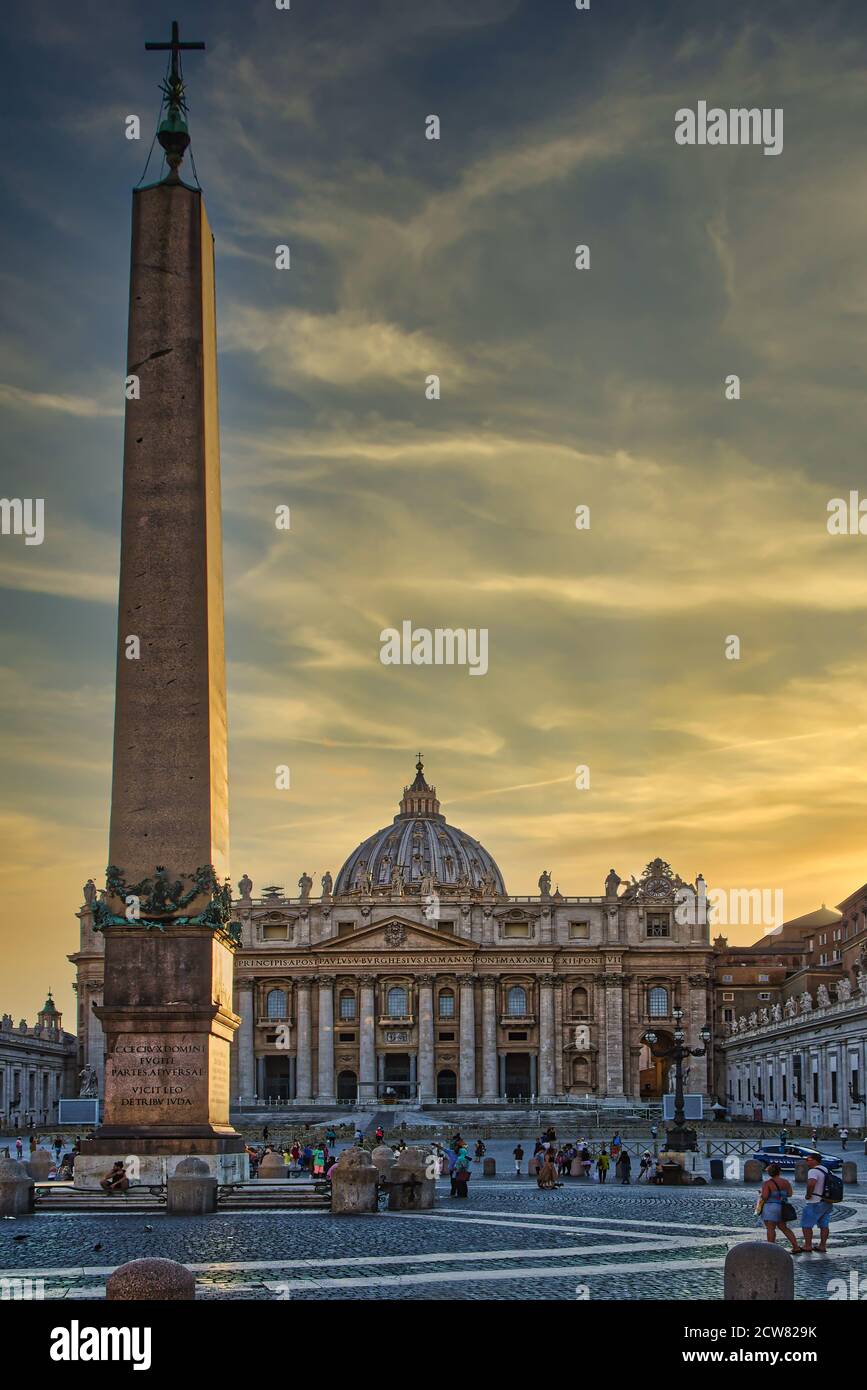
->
left=79, top=24, right=245, bottom=1185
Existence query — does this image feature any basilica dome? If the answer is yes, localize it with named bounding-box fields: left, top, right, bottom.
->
left=334, top=758, right=506, bottom=897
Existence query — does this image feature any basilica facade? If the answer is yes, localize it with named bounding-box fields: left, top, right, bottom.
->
left=72, top=759, right=715, bottom=1107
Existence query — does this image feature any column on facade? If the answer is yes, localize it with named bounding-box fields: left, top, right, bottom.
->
left=256, top=1055, right=266, bottom=1098
left=295, top=978, right=313, bottom=1101
left=481, top=976, right=498, bottom=1101
left=687, top=974, right=709, bottom=1095
left=86, top=981, right=105, bottom=1095
left=317, top=976, right=335, bottom=1101
left=498, top=1052, right=506, bottom=1098
left=358, top=975, right=377, bottom=1102
left=236, top=981, right=255, bottom=1100
left=553, top=976, right=564, bottom=1099
left=538, top=975, right=556, bottom=1098
left=602, top=972, right=625, bottom=1097
left=417, top=975, right=435, bottom=1102
left=458, top=975, right=477, bottom=1101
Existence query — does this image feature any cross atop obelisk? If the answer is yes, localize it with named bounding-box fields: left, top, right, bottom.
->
left=145, top=20, right=206, bottom=178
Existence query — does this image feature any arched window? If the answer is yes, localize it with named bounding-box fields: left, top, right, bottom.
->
left=339, top=990, right=356, bottom=1020
left=648, top=986, right=669, bottom=1018
left=571, top=986, right=589, bottom=1017
left=386, top=986, right=408, bottom=1017
left=266, top=988, right=287, bottom=1019
left=438, top=989, right=455, bottom=1019
left=507, top=985, right=528, bottom=1017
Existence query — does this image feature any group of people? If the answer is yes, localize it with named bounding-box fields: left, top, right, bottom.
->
left=3, top=1133, right=78, bottom=1181
left=513, top=1130, right=650, bottom=1187
left=757, top=1152, right=842, bottom=1254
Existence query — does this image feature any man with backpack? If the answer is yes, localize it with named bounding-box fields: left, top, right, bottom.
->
left=801, top=1152, right=842, bottom=1252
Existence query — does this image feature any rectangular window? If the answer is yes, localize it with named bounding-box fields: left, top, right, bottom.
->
left=337, top=921, right=354, bottom=937
left=568, top=921, right=590, bottom=940
left=746, top=1078, right=751, bottom=1102
left=262, top=924, right=287, bottom=940
left=339, top=994, right=356, bottom=1019
left=757, top=992, right=770, bottom=1001
left=508, top=1031, right=528, bottom=1041
left=758, top=974, right=769, bottom=983
left=646, top=914, right=670, bottom=938
left=831, top=1070, right=838, bottom=1105
left=338, top=1032, right=355, bottom=1043
left=722, top=975, right=733, bottom=983
left=722, top=992, right=734, bottom=1001
left=782, top=1072, right=788, bottom=1102
left=504, top=922, right=530, bottom=938
left=812, top=1069, right=819, bottom=1104
left=439, top=921, right=455, bottom=934
left=722, top=1008, right=734, bottom=1023
left=438, top=993, right=455, bottom=1018
left=438, top=1031, right=455, bottom=1041
left=737, top=1079, right=742, bottom=1102
left=769, top=1074, right=774, bottom=1103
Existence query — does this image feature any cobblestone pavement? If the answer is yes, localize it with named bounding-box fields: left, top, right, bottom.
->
left=3, top=1172, right=867, bottom=1302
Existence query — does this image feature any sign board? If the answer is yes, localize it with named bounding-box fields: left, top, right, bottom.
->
left=58, top=1098, right=100, bottom=1125
left=663, top=1093, right=703, bottom=1121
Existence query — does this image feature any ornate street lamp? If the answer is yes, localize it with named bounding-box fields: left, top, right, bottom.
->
left=643, top=1008, right=712, bottom=1152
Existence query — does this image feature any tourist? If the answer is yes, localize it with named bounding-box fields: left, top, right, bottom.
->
left=800, top=1153, right=839, bottom=1253
left=650, top=1124, right=658, bottom=1143
left=326, top=1126, right=337, bottom=1150
left=14, top=1137, right=22, bottom=1160
left=312, top=1144, right=326, bottom=1176
left=453, top=1147, right=471, bottom=1199
left=596, top=1148, right=610, bottom=1184
left=616, top=1148, right=632, bottom=1185
left=779, top=1126, right=789, bottom=1149
left=513, top=1142, right=524, bottom=1175
left=100, top=1161, right=129, bottom=1194
left=638, top=1149, right=653, bottom=1182
left=537, top=1154, right=558, bottom=1189
left=580, top=1145, right=592, bottom=1178
left=263, top=1124, right=269, bottom=1142
left=810, top=1126, right=819, bottom=1147
left=375, top=1125, right=385, bottom=1143
left=757, top=1163, right=801, bottom=1254
left=301, top=1143, right=313, bottom=1172
left=839, top=1126, right=849, bottom=1151
left=58, top=1155, right=74, bottom=1181
left=53, top=1135, right=63, bottom=1162
left=474, top=1139, right=486, bottom=1163
left=354, top=1126, right=363, bottom=1145
left=611, top=1132, right=622, bottom=1159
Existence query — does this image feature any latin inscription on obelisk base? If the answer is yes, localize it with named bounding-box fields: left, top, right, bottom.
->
left=77, top=29, right=246, bottom=1187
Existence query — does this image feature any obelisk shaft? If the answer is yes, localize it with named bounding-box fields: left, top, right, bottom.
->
left=109, top=181, right=229, bottom=887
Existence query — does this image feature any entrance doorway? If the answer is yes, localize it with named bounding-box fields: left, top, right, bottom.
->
left=382, top=1052, right=412, bottom=1099
left=264, top=1055, right=290, bottom=1100
left=505, top=1053, right=531, bottom=1100
left=437, top=1068, right=457, bottom=1101
left=639, top=1032, right=673, bottom=1099
left=337, top=1069, right=357, bottom=1102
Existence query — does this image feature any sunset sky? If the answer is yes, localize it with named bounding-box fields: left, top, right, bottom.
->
left=2, top=0, right=867, bottom=1022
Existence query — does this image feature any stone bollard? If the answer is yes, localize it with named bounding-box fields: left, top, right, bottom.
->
left=724, top=1242, right=793, bottom=1301
left=709, top=1158, right=725, bottom=1181
left=743, top=1158, right=764, bottom=1183
left=331, top=1147, right=378, bottom=1215
left=483, top=1157, right=496, bottom=1177
left=794, top=1161, right=809, bottom=1183
left=107, top=1258, right=195, bottom=1301
left=570, top=1158, right=589, bottom=1180
left=528, top=1158, right=539, bottom=1176
left=166, top=1156, right=218, bottom=1215
left=257, top=1151, right=286, bottom=1181
left=370, top=1144, right=396, bottom=1181
left=26, top=1149, right=53, bottom=1182
left=387, top=1148, right=436, bottom=1211
left=842, top=1160, right=858, bottom=1185
left=0, top=1157, right=35, bottom=1216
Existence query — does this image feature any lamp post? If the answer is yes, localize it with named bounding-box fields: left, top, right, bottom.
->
left=644, top=1008, right=712, bottom=1153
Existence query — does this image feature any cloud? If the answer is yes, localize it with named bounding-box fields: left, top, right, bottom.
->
left=0, top=383, right=123, bottom=418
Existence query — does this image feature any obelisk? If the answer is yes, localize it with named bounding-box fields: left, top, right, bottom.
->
left=79, top=24, right=245, bottom=1186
